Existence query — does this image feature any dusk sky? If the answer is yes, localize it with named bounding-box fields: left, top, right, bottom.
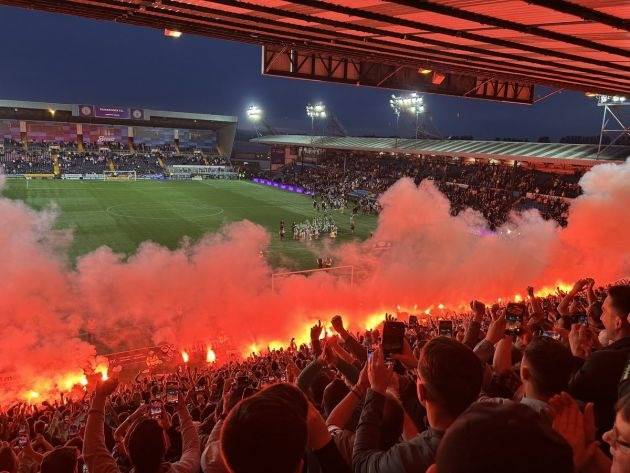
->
left=0, top=5, right=605, bottom=141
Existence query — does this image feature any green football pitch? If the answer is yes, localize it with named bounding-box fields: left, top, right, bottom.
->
left=1, top=179, right=377, bottom=270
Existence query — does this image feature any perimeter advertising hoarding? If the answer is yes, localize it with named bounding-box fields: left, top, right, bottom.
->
left=252, top=177, right=314, bottom=195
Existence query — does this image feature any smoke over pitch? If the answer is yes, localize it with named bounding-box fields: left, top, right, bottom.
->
left=0, top=160, right=628, bottom=402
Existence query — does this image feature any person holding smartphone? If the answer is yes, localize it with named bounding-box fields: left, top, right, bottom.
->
left=353, top=339, right=483, bottom=473
left=84, top=378, right=200, bottom=473
left=569, top=284, right=630, bottom=438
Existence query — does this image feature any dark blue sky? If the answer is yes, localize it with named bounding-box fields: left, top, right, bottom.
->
left=0, top=5, right=604, bottom=140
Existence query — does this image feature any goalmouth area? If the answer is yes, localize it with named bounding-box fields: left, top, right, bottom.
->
left=1, top=179, right=377, bottom=270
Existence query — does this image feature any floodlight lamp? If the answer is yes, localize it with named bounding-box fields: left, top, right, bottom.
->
left=246, top=105, right=262, bottom=122
left=306, top=102, right=327, bottom=119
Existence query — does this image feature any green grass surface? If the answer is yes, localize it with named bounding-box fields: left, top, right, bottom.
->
left=1, top=179, right=377, bottom=270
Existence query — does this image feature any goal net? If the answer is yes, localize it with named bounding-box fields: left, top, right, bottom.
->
left=103, top=170, right=137, bottom=181
left=271, top=265, right=355, bottom=291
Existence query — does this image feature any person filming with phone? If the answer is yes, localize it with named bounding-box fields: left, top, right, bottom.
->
left=83, top=377, right=200, bottom=473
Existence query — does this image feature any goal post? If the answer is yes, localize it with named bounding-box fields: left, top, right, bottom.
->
left=271, top=265, right=354, bottom=291
left=103, top=170, right=137, bottom=181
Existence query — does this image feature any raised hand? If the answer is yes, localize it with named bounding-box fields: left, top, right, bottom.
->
left=310, top=320, right=323, bottom=340
left=319, top=339, right=337, bottom=365
left=95, top=377, right=119, bottom=398
left=356, top=364, right=369, bottom=393
left=571, top=278, right=591, bottom=293
left=331, top=315, right=345, bottom=334
left=368, top=347, right=393, bottom=395
left=490, top=303, right=501, bottom=321
left=485, top=314, right=506, bottom=345
left=550, top=392, right=598, bottom=471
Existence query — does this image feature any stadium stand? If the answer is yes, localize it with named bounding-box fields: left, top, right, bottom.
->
left=252, top=135, right=630, bottom=165
left=270, top=153, right=577, bottom=228
left=111, top=153, right=163, bottom=175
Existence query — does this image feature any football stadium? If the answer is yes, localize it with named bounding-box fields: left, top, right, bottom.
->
left=0, top=2, right=629, bottom=472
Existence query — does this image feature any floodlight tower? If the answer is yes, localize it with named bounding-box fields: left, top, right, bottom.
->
left=390, top=95, right=402, bottom=146
left=246, top=105, right=264, bottom=137
left=407, top=93, right=425, bottom=139
left=390, top=92, right=425, bottom=146
left=246, top=105, right=278, bottom=137
left=595, top=94, right=629, bottom=158
left=306, top=102, right=327, bottom=144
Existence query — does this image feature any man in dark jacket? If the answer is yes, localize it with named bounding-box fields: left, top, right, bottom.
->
left=353, top=338, right=483, bottom=473
left=570, top=284, right=630, bottom=436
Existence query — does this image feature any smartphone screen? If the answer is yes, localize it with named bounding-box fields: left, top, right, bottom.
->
left=382, top=321, right=405, bottom=359
left=577, top=314, right=588, bottom=326
left=408, top=315, right=418, bottom=327
left=438, top=320, right=453, bottom=337
left=542, top=330, right=561, bottom=340
left=165, top=383, right=178, bottom=404
left=149, top=399, right=163, bottom=419
left=367, top=347, right=374, bottom=361
left=505, top=303, right=526, bottom=336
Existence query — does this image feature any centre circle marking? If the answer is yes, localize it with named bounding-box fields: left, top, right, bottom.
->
left=106, top=201, right=224, bottom=220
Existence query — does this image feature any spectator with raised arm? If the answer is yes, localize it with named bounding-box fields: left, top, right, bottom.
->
left=570, top=284, right=630, bottom=436
left=352, top=339, right=483, bottom=473
left=84, top=378, right=200, bottom=473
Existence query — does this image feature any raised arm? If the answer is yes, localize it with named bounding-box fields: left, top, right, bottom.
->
left=527, top=286, right=544, bottom=320
left=83, top=379, right=122, bottom=473
left=326, top=367, right=368, bottom=429
left=493, top=335, right=513, bottom=375
left=113, top=404, right=147, bottom=442
left=331, top=315, right=367, bottom=364
left=558, top=279, right=589, bottom=316
left=464, top=301, right=485, bottom=349
left=170, top=392, right=201, bottom=473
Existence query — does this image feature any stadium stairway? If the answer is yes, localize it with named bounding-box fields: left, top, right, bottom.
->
left=157, top=156, right=166, bottom=170
left=52, top=155, right=60, bottom=177
left=107, top=158, right=115, bottom=171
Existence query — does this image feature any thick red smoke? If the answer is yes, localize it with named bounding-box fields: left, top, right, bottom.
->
left=0, top=159, right=628, bottom=403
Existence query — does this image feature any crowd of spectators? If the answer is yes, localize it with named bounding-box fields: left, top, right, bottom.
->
left=0, top=148, right=53, bottom=174
left=0, top=277, right=628, bottom=473
left=167, top=154, right=208, bottom=166
left=59, top=152, right=108, bottom=175
left=1, top=148, right=231, bottom=177
left=111, top=154, right=163, bottom=175
left=275, top=154, right=581, bottom=228
left=1, top=140, right=229, bottom=176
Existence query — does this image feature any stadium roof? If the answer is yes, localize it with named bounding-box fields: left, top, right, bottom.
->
left=0, top=99, right=238, bottom=156
left=0, top=99, right=236, bottom=129
left=2, top=1, right=628, bottom=98
left=251, top=135, right=630, bottom=165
